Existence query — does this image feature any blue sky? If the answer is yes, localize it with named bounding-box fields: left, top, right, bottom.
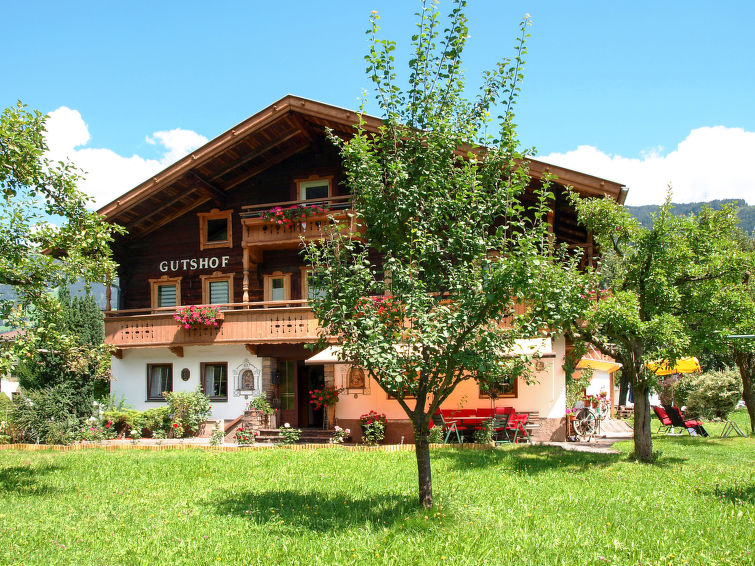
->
left=3, top=1, right=754, bottom=206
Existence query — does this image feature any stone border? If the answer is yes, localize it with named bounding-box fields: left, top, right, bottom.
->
left=0, top=442, right=496, bottom=453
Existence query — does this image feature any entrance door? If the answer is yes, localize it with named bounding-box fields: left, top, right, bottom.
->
left=278, top=360, right=298, bottom=427
left=298, top=362, right=325, bottom=428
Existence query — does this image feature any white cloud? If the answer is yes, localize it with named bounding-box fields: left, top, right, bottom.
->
left=539, top=126, right=755, bottom=206
left=44, top=107, right=208, bottom=209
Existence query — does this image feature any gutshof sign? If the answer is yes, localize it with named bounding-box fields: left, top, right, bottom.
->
left=159, top=256, right=230, bottom=273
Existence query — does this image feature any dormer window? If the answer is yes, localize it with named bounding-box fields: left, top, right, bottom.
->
left=297, top=176, right=331, bottom=201
left=198, top=209, right=233, bottom=250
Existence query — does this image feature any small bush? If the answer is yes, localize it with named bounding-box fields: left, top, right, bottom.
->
left=685, top=369, right=741, bottom=420
left=164, top=388, right=211, bottom=437
left=11, top=385, right=90, bottom=444
left=427, top=425, right=444, bottom=444
left=473, top=419, right=494, bottom=444
left=278, top=423, right=301, bottom=444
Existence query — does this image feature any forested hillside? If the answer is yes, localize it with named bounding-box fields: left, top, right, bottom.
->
left=626, top=199, right=755, bottom=234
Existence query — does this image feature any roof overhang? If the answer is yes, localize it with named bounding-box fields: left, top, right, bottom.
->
left=98, top=95, right=627, bottom=238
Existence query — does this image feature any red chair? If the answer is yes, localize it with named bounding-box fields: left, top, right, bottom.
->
left=663, top=405, right=709, bottom=437
left=506, top=413, right=531, bottom=443
left=652, top=406, right=674, bottom=434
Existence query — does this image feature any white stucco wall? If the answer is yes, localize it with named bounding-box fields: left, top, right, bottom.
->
left=332, top=336, right=567, bottom=420
left=110, top=344, right=264, bottom=420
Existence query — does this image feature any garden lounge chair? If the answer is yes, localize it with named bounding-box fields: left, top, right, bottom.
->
left=663, top=405, right=709, bottom=437
left=506, top=413, right=531, bottom=443
left=432, top=412, right=462, bottom=443
left=491, top=413, right=511, bottom=444
left=652, top=406, right=674, bottom=434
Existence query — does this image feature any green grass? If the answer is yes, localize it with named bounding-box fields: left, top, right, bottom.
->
left=1, top=414, right=752, bottom=565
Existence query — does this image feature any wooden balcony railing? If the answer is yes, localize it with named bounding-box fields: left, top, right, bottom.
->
left=240, top=196, right=361, bottom=248
left=105, top=301, right=320, bottom=348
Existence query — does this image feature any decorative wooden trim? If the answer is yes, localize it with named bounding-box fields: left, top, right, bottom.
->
left=201, top=361, right=229, bottom=401
left=168, top=346, right=184, bottom=358
left=299, top=266, right=310, bottom=301
left=200, top=271, right=235, bottom=305
left=198, top=208, right=233, bottom=251
left=244, top=344, right=257, bottom=356
left=147, top=363, right=173, bottom=401
left=113, top=348, right=123, bottom=360
left=148, top=275, right=182, bottom=310
left=295, top=175, right=332, bottom=200
left=263, top=271, right=292, bottom=302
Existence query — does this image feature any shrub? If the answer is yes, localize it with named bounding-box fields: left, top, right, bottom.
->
left=684, top=369, right=741, bottom=420
left=164, top=388, right=211, bottom=437
left=428, top=425, right=444, bottom=444
left=234, top=426, right=257, bottom=445
left=278, top=423, right=301, bottom=444
left=209, top=421, right=225, bottom=446
left=11, top=385, right=89, bottom=444
left=330, top=425, right=350, bottom=444
left=0, top=393, right=14, bottom=443
left=360, top=411, right=386, bottom=445
left=473, top=419, right=494, bottom=444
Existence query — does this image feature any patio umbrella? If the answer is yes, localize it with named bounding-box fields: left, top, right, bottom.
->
left=646, top=357, right=701, bottom=376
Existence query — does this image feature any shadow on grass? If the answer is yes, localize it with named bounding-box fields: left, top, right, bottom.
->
left=710, top=482, right=755, bottom=506
left=209, top=488, right=416, bottom=531
left=0, top=463, right=61, bottom=496
left=431, top=444, right=686, bottom=473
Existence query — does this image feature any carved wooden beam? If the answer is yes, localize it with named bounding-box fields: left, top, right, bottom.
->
left=188, top=170, right=226, bottom=207
left=113, top=348, right=123, bottom=360
left=245, top=344, right=257, bottom=356
left=169, top=346, right=184, bottom=358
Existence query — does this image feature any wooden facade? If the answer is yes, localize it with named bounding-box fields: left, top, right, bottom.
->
left=100, top=95, right=626, bottom=433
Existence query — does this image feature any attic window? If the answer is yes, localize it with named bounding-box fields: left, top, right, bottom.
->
left=198, top=209, right=233, bottom=251
left=297, top=177, right=332, bottom=201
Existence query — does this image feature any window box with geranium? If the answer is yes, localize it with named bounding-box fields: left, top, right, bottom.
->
left=173, top=305, right=223, bottom=330
left=261, top=203, right=328, bottom=229
left=359, top=410, right=386, bottom=445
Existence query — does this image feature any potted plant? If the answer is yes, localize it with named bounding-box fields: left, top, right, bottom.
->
left=173, top=305, right=223, bottom=330
left=309, top=385, right=343, bottom=427
left=247, top=396, right=276, bottom=428
left=359, top=410, right=386, bottom=445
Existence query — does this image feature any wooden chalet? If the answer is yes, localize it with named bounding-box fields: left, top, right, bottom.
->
left=100, top=95, right=626, bottom=442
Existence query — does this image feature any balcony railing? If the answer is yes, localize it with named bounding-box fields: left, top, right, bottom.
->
left=105, top=301, right=320, bottom=348
left=240, top=196, right=361, bottom=248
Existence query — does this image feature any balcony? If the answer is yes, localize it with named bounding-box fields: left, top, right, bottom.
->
left=105, top=301, right=320, bottom=349
left=240, top=196, right=361, bottom=249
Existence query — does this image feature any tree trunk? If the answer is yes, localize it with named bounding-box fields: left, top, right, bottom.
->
left=632, top=380, right=653, bottom=462
left=735, top=351, right=755, bottom=434
left=618, top=371, right=629, bottom=406
left=415, top=429, right=433, bottom=508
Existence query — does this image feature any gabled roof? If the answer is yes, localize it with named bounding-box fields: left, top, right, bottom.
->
left=98, top=95, right=627, bottom=238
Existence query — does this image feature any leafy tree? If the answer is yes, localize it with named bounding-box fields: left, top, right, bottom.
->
left=567, top=193, right=744, bottom=460
left=306, top=1, right=586, bottom=508
left=0, top=102, right=122, bottom=375
left=680, top=229, right=755, bottom=433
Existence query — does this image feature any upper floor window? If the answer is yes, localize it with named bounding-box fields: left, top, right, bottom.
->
left=300, top=267, right=325, bottom=302
left=149, top=276, right=182, bottom=310
left=264, top=271, right=291, bottom=302
left=201, top=272, right=234, bottom=306
left=296, top=176, right=331, bottom=201
left=198, top=209, right=233, bottom=251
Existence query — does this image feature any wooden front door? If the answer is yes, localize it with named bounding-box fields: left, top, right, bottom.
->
left=278, top=360, right=298, bottom=427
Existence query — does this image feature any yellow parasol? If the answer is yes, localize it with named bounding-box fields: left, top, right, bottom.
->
left=646, top=357, right=701, bottom=376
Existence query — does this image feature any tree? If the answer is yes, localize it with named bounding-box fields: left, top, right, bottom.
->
left=0, top=102, right=122, bottom=375
left=680, top=228, right=755, bottom=434
left=306, top=1, right=586, bottom=508
left=567, top=193, right=744, bottom=460
left=17, top=285, right=110, bottom=418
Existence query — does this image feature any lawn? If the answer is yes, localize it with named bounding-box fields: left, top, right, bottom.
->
left=0, top=413, right=752, bottom=565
